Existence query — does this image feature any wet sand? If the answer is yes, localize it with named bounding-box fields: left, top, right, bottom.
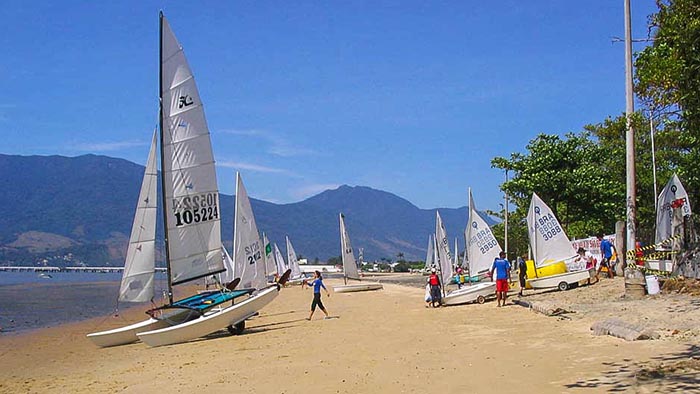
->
left=0, top=276, right=698, bottom=393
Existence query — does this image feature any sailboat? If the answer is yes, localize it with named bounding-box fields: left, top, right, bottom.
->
left=332, top=213, right=383, bottom=293
left=88, top=13, right=285, bottom=347
left=423, top=234, right=434, bottom=273
left=285, top=236, right=307, bottom=285
left=442, top=190, right=497, bottom=306
left=526, top=193, right=594, bottom=291
left=434, top=211, right=454, bottom=292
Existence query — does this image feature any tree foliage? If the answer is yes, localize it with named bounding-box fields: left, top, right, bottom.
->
left=635, top=0, right=700, bottom=210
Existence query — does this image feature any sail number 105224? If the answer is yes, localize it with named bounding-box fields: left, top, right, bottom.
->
left=172, top=192, right=219, bottom=227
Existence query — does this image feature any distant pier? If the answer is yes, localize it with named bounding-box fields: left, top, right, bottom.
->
left=0, top=266, right=167, bottom=273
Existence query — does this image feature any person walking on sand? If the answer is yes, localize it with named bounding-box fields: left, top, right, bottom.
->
left=427, top=268, right=442, bottom=307
left=490, top=251, right=511, bottom=307
left=306, top=270, right=330, bottom=320
left=596, top=233, right=616, bottom=281
left=517, top=255, right=527, bottom=297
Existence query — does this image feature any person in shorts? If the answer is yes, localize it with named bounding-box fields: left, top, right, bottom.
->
left=427, top=268, right=442, bottom=307
left=490, top=251, right=511, bottom=307
left=517, top=255, right=527, bottom=296
left=596, top=233, right=615, bottom=281
left=305, top=270, right=331, bottom=320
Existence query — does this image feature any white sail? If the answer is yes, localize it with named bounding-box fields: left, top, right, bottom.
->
left=160, top=16, right=224, bottom=285
left=274, top=243, right=287, bottom=274
left=453, top=238, right=459, bottom=268
left=219, top=245, right=235, bottom=284
left=119, top=130, right=158, bottom=302
left=424, top=234, right=434, bottom=271
left=262, top=232, right=276, bottom=276
left=286, top=236, right=302, bottom=279
left=465, top=189, right=501, bottom=276
left=339, top=213, right=360, bottom=280
left=527, top=193, right=576, bottom=268
left=656, top=173, right=692, bottom=245
left=232, top=173, right=265, bottom=290
left=435, top=211, right=453, bottom=285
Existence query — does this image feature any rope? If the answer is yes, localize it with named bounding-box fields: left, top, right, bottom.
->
left=625, top=234, right=682, bottom=259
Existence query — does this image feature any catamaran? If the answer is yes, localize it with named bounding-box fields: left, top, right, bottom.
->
left=88, top=13, right=285, bottom=347
left=442, top=190, right=497, bottom=306
left=333, top=213, right=383, bottom=293
left=526, top=193, right=594, bottom=291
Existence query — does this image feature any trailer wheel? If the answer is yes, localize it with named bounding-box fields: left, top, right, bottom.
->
left=476, top=295, right=486, bottom=304
left=227, top=320, right=245, bottom=335
left=557, top=281, right=569, bottom=291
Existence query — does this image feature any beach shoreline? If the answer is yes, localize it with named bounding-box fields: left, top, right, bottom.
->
left=1, top=276, right=698, bottom=393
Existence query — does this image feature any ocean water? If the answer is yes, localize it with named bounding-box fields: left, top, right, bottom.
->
left=0, top=272, right=168, bottom=334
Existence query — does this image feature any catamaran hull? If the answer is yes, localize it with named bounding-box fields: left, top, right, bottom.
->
left=137, top=286, right=279, bottom=347
left=442, top=282, right=496, bottom=306
left=527, top=268, right=595, bottom=291
left=87, top=318, right=171, bottom=347
left=332, top=282, right=383, bottom=293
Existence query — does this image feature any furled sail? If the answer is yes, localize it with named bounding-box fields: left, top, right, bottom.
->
left=160, top=16, right=224, bottom=285
left=465, top=189, right=501, bottom=276
left=339, top=213, right=360, bottom=280
left=527, top=193, right=576, bottom=268
left=119, top=130, right=158, bottom=302
left=233, top=173, right=265, bottom=290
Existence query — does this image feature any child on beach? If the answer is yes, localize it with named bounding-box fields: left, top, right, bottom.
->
left=305, top=270, right=331, bottom=320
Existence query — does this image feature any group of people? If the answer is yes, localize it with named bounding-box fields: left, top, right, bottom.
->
left=424, top=250, right=514, bottom=308
left=424, top=233, right=618, bottom=308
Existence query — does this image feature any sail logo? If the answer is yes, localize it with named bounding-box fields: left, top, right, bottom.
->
left=471, top=221, right=478, bottom=229
left=178, top=95, right=194, bottom=108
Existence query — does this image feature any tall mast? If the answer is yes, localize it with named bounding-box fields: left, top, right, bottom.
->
left=158, top=11, right=174, bottom=304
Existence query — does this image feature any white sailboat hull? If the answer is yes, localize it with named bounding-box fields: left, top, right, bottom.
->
left=137, top=286, right=279, bottom=347
left=332, top=282, right=383, bottom=293
left=527, top=268, right=595, bottom=291
left=442, top=282, right=496, bottom=306
left=87, top=318, right=171, bottom=347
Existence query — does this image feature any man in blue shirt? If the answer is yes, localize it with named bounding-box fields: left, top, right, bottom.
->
left=490, top=251, right=511, bottom=307
left=596, top=233, right=615, bottom=281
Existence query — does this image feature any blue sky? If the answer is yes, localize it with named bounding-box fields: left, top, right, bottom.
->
left=2, top=1, right=657, bottom=211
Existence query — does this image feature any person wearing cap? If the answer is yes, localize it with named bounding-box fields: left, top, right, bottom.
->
left=427, top=267, right=442, bottom=307
left=490, top=251, right=511, bottom=307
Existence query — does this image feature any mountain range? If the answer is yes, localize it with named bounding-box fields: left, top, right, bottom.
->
left=0, top=153, right=497, bottom=266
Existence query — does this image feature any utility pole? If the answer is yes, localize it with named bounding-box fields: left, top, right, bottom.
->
left=624, top=0, right=637, bottom=260
left=504, top=169, right=509, bottom=258
left=649, top=110, right=658, bottom=210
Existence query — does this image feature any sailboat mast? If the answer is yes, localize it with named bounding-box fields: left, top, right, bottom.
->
left=158, top=11, right=174, bottom=304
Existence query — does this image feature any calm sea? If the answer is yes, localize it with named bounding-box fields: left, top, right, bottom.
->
left=0, top=272, right=168, bottom=335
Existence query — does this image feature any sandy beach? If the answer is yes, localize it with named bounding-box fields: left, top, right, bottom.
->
left=1, top=276, right=699, bottom=393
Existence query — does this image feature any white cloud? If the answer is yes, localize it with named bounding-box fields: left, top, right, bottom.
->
left=290, top=183, right=340, bottom=200
left=217, top=160, right=292, bottom=175
left=72, top=140, right=148, bottom=152
left=218, top=128, right=317, bottom=157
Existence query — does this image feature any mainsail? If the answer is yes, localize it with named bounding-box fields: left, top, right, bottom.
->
left=232, top=173, right=266, bottom=290
left=262, top=232, right=276, bottom=276
left=160, top=16, right=224, bottom=286
left=286, top=236, right=302, bottom=279
left=339, top=213, right=360, bottom=280
left=435, top=211, right=453, bottom=286
left=527, top=193, right=576, bottom=268
left=274, top=243, right=287, bottom=275
left=465, top=189, right=501, bottom=276
left=119, top=130, right=158, bottom=303
left=424, top=234, right=434, bottom=271
left=656, top=173, right=692, bottom=245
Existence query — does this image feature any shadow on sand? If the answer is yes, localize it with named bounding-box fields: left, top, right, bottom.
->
left=563, top=344, right=700, bottom=393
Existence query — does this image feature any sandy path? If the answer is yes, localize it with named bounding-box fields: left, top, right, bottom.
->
left=0, top=278, right=697, bottom=393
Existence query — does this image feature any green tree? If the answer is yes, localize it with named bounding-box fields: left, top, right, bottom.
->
left=635, top=0, right=700, bottom=210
